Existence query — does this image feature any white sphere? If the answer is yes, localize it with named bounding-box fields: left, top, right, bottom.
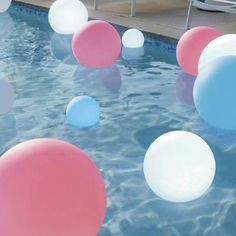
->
left=198, top=34, right=236, bottom=72
left=122, top=29, right=144, bottom=48
left=143, top=131, right=216, bottom=203
left=0, top=0, right=11, bottom=13
left=48, top=0, right=88, bottom=35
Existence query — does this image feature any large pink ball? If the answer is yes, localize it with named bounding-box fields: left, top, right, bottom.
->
left=176, top=26, right=221, bottom=76
left=0, top=139, right=106, bottom=236
left=72, top=20, right=121, bottom=68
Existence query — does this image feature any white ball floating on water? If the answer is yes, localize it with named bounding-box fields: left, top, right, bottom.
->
left=143, top=131, right=216, bottom=203
left=0, top=79, right=15, bottom=115
left=0, top=0, right=11, bottom=13
left=198, top=34, right=236, bottom=73
left=48, top=0, right=88, bottom=35
left=122, top=29, right=144, bottom=48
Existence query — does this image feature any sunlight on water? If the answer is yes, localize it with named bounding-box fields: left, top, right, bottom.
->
left=0, top=7, right=236, bottom=236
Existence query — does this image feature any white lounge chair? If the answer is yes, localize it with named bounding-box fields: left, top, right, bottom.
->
left=94, top=0, right=136, bottom=16
left=94, top=0, right=236, bottom=30
left=186, top=0, right=236, bottom=29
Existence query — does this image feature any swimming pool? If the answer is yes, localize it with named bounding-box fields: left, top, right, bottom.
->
left=1, top=2, right=236, bottom=236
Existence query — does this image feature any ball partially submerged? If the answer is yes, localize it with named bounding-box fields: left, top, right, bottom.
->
left=48, top=0, right=88, bottom=34
left=66, top=95, right=100, bottom=128
left=198, top=34, right=236, bottom=73
left=194, top=56, right=236, bottom=130
left=0, top=0, right=12, bottom=13
left=72, top=20, right=121, bottom=68
left=0, top=138, right=106, bottom=236
left=176, top=26, right=221, bottom=76
left=144, top=131, right=216, bottom=202
left=122, top=29, right=144, bottom=48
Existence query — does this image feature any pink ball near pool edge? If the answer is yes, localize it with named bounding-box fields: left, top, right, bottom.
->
left=176, top=26, right=221, bottom=76
left=72, top=20, right=121, bottom=68
left=0, top=139, right=106, bottom=236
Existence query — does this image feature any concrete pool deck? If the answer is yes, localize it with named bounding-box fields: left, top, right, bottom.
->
left=15, top=0, right=236, bottom=39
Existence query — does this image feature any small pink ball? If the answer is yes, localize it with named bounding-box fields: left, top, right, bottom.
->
left=0, top=139, right=106, bottom=236
left=72, top=20, right=121, bottom=68
left=176, top=26, right=221, bottom=76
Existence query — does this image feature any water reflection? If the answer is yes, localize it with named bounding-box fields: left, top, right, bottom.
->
left=73, top=64, right=122, bottom=93
left=176, top=72, right=196, bottom=106
left=122, top=46, right=145, bottom=61
left=0, top=79, right=15, bottom=115
left=145, top=44, right=177, bottom=65
left=50, top=33, right=77, bottom=65
left=0, top=12, right=15, bottom=38
left=0, top=114, right=16, bottom=154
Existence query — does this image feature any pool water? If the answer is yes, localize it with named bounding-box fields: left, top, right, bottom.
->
left=1, top=5, right=236, bottom=236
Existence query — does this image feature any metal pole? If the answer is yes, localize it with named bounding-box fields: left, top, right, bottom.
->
left=131, top=0, right=136, bottom=16
left=185, top=0, right=194, bottom=30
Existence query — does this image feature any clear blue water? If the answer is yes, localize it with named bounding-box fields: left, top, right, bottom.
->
left=1, top=6, right=236, bottom=236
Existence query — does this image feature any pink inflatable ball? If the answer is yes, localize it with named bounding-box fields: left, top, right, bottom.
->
left=72, top=20, right=122, bottom=68
left=0, top=139, right=106, bottom=236
left=176, top=26, right=221, bottom=76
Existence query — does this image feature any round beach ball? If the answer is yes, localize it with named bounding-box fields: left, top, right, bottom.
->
left=194, top=56, right=236, bottom=130
left=48, top=0, right=88, bottom=35
left=72, top=20, right=121, bottom=68
left=0, top=138, right=106, bottom=236
left=122, top=29, right=144, bottom=48
left=0, top=79, right=14, bottom=115
left=176, top=26, right=221, bottom=76
left=198, top=34, right=236, bottom=73
left=0, top=0, right=11, bottom=13
left=144, top=131, right=216, bottom=203
left=66, top=96, right=100, bottom=128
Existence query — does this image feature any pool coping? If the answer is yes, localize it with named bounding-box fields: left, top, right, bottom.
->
left=12, top=0, right=179, bottom=47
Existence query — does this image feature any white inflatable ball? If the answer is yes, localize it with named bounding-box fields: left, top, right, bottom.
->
left=143, top=131, right=216, bottom=203
left=198, top=34, right=236, bottom=72
left=48, top=0, right=88, bottom=35
left=122, top=29, right=144, bottom=48
left=0, top=0, right=11, bottom=13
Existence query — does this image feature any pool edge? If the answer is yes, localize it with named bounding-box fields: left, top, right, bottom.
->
left=12, top=0, right=179, bottom=46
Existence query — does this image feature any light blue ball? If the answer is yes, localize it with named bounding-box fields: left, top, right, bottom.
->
left=66, top=96, right=100, bottom=128
left=193, top=56, right=236, bottom=130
